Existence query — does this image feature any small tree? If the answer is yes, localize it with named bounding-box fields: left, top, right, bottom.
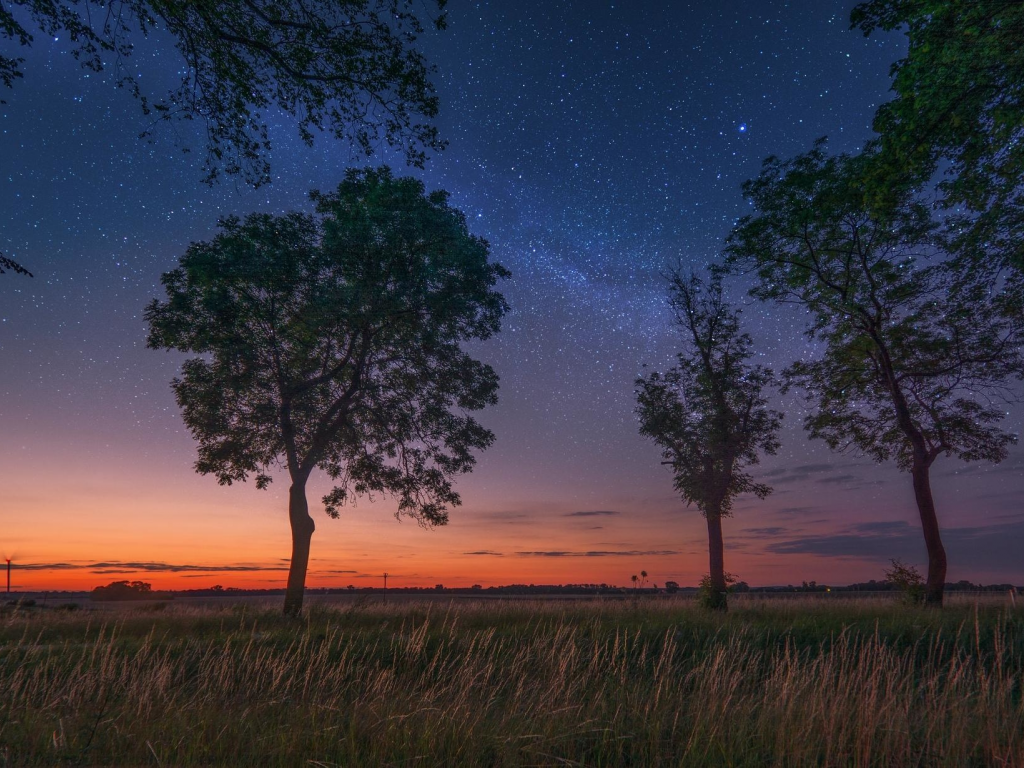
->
left=636, top=271, right=782, bottom=611
left=726, top=143, right=1023, bottom=606
left=884, top=559, right=925, bottom=605
left=147, top=168, right=508, bottom=616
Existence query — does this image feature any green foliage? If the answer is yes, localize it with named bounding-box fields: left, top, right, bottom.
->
left=1, top=1, right=447, bottom=185
left=726, top=142, right=1022, bottom=472
left=146, top=167, right=508, bottom=525
left=884, top=559, right=925, bottom=606
left=852, top=0, right=1024, bottom=275
left=635, top=271, right=782, bottom=519
left=698, top=572, right=738, bottom=611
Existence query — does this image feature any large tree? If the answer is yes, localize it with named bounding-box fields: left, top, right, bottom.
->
left=146, top=168, right=508, bottom=616
left=852, top=0, right=1024, bottom=276
left=636, top=271, right=781, bottom=611
left=2, top=1, right=447, bottom=185
left=726, top=143, right=1023, bottom=606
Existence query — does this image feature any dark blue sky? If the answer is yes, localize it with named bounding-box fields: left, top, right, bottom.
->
left=2, top=1, right=1022, bottom=588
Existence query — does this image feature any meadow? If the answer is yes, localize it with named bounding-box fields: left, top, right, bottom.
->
left=1, top=595, right=1022, bottom=767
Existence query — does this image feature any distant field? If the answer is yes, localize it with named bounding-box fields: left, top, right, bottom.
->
left=11, top=589, right=1021, bottom=611
left=1, top=597, right=1022, bottom=766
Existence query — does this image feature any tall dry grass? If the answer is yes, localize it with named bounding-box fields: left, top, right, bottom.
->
left=0, top=597, right=1021, bottom=766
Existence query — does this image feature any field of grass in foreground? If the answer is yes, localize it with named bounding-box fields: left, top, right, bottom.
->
left=1, top=596, right=1022, bottom=767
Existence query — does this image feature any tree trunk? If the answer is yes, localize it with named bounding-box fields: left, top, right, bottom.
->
left=706, top=512, right=728, bottom=611
left=911, top=457, right=946, bottom=607
left=283, top=482, right=315, bottom=617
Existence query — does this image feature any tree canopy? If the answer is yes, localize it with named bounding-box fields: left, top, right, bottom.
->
left=3, top=1, right=447, bottom=185
left=853, top=0, right=1024, bottom=274
left=728, top=143, right=1020, bottom=471
left=147, top=167, right=508, bottom=613
left=636, top=271, right=781, bottom=518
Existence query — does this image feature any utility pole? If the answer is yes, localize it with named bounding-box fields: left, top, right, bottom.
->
left=382, top=572, right=388, bottom=604
left=6, top=558, right=10, bottom=594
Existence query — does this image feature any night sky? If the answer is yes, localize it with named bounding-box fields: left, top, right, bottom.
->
left=2, top=0, right=1022, bottom=591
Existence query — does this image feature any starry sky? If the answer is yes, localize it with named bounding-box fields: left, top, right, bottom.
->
left=2, top=0, right=1022, bottom=591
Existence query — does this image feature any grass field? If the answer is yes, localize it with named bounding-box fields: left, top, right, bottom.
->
left=1, top=595, right=1022, bottom=766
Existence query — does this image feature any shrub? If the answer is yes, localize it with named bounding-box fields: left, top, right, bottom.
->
left=885, top=559, right=925, bottom=605
left=698, top=572, right=738, bottom=610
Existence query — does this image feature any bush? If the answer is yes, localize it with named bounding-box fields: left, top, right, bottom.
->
left=884, top=559, right=925, bottom=605
left=698, top=572, right=738, bottom=610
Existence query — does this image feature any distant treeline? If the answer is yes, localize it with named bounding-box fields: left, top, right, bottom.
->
left=89, top=580, right=1020, bottom=598
left=13, top=579, right=1019, bottom=603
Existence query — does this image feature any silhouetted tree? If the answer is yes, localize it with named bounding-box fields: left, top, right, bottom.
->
left=726, top=143, right=1023, bottom=606
left=2, top=1, right=447, bottom=185
left=853, top=1, right=1024, bottom=277
left=91, top=580, right=165, bottom=601
left=636, top=271, right=782, bottom=611
left=147, top=168, right=508, bottom=616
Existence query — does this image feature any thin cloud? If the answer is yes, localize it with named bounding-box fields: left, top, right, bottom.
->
left=852, top=521, right=908, bottom=534
left=993, top=511, right=1024, bottom=521
left=13, top=561, right=288, bottom=573
left=565, top=510, right=620, bottom=517
left=762, top=463, right=834, bottom=481
left=816, top=474, right=861, bottom=485
left=939, top=459, right=1024, bottom=478
left=514, top=550, right=679, bottom=558
left=764, top=520, right=1024, bottom=571
left=774, top=506, right=818, bottom=517
left=761, top=463, right=883, bottom=490
left=463, top=550, right=504, bottom=556
left=479, top=510, right=534, bottom=521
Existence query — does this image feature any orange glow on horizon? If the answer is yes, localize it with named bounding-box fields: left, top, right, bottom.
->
left=3, top=401, right=1021, bottom=594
